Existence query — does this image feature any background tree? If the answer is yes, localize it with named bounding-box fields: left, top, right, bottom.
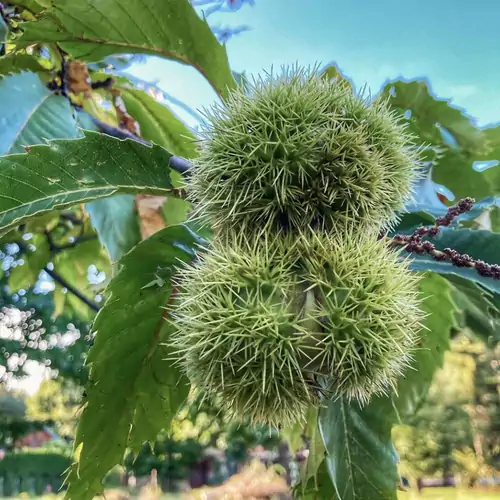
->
left=394, top=334, right=500, bottom=486
left=25, top=378, right=82, bottom=439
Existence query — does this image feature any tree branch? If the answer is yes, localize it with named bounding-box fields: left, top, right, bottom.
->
left=60, top=212, right=85, bottom=225
left=39, top=221, right=102, bottom=311
left=89, top=116, right=151, bottom=146
left=12, top=238, right=98, bottom=314
left=44, top=228, right=97, bottom=253
left=169, top=156, right=192, bottom=176
left=43, top=266, right=100, bottom=313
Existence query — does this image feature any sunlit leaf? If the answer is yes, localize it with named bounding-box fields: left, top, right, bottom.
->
left=0, top=72, right=78, bottom=154
left=118, top=86, right=197, bottom=158
left=381, top=79, right=484, bottom=153
left=66, top=225, right=199, bottom=500
left=392, top=273, right=457, bottom=419
left=0, top=131, right=175, bottom=233
left=16, top=0, right=237, bottom=98
left=8, top=233, right=50, bottom=291
left=0, top=54, right=47, bottom=78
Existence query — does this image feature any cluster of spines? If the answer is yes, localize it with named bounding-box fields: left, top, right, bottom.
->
left=189, top=66, right=422, bottom=235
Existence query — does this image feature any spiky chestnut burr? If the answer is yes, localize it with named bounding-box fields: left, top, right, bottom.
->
left=189, top=66, right=422, bottom=234
left=171, top=229, right=424, bottom=426
left=295, top=229, right=424, bottom=402
left=171, top=234, right=314, bottom=427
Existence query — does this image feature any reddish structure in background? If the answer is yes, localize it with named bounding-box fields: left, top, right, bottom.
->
left=15, top=429, right=53, bottom=448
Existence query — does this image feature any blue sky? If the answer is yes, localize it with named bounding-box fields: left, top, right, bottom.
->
left=128, top=0, right=500, bottom=129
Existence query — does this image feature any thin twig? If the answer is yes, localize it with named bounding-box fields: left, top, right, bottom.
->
left=14, top=222, right=101, bottom=312
left=60, top=212, right=85, bottom=225
left=89, top=116, right=151, bottom=146
left=43, top=266, right=100, bottom=312
left=45, top=231, right=97, bottom=253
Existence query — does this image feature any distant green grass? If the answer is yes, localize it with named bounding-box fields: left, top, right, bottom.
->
left=399, top=488, right=500, bottom=499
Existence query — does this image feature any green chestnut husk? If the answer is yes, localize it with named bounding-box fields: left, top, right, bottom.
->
left=171, top=229, right=423, bottom=426
left=189, top=66, right=422, bottom=235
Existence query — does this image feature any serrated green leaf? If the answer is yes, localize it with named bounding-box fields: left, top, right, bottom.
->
left=392, top=273, right=456, bottom=419
left=0, top=72, right=79, bottom=154
left=128, top=321, right=189, bottom=451
left=432, top=149, right=499, bottom=201
left=446, top=275, right=500, bottom=341
left=77, top=111, right=142, bottom=263
left=66, top=225, right=198, bottom=500
left=406, top=228, right=500, bottom=294
left=17, top=0, right=237, bottom=98
left=381, top=80, right=484, bottom=153
left=118, top=86, right=197, bottom=158
left=0, top=54, right=47, bottom=78
left=429, top=120, right=499, bottom=203
left=86, top=195, right=141, bottom=263
left=0, top=130, right=176, bottom=233
left=296, top=460, right=336, bottom=499
left=319, top=396, right=399, bottom=500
